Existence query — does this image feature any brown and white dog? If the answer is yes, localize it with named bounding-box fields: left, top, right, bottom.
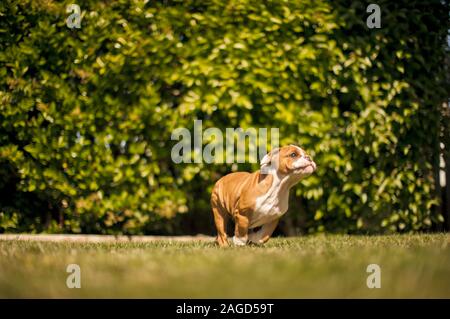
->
left=211, top=145, right=317, bottom=247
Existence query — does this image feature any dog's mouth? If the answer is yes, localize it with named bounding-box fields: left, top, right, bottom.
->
left=293, top=162, right=317, bottom=174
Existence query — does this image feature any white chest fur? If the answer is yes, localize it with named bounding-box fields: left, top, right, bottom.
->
left=251, top=172, right=290, bottom=229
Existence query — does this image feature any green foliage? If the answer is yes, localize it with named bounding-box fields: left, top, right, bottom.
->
left=0, top=0, right=448, bottom=234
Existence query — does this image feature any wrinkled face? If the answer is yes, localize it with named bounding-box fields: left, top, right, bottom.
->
left=261, top=145, right=317, bottom=177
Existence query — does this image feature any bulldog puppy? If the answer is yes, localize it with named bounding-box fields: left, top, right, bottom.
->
left=211, top=145, right=316, bottom=247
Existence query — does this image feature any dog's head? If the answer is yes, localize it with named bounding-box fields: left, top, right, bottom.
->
left=260, top=145, right=316, bottom=179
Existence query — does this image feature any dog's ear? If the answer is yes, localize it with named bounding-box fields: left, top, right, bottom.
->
left=260, top=148, right=279, bottom=173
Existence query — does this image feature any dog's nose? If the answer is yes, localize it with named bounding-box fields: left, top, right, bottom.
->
left=304, top=155, right=311, bottom=162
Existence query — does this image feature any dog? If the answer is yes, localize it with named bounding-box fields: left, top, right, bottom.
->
left=211, top=145, right=317, bottom=247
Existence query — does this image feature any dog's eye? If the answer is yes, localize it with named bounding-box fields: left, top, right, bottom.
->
left=290, top=152, right=297, bottom=158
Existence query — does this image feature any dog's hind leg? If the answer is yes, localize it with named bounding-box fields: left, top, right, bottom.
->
left=211, top=195, right=229, bottom=247
left=212, top=207, right=229, bottom=247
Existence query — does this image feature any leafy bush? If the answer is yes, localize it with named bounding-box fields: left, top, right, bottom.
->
left=0, top=0, right=448, bottom=234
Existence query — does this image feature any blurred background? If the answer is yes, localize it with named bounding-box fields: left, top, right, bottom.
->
left=0, top=0, right=449, bottom=236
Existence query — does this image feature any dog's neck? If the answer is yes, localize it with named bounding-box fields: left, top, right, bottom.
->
left=258, top=168, right=301, bottom=198
left=251, top=168, right=303, bottom=228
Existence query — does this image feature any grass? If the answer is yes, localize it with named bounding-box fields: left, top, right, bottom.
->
left=0, top=234, right=449, bottom=298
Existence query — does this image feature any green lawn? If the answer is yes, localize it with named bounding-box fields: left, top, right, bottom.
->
left=0, top=234, right=449, bottom=298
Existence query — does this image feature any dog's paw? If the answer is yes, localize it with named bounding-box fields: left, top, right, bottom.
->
left=248, top=239, right=264, bottom=246
left=248, top=233, right=263, bottom=245
left=232, top=236, right=248, bottom=246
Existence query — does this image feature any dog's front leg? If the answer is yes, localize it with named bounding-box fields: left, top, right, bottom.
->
left=233, top=212, right=249, bottom=246
left=248, top=219, right=279, bottom=245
